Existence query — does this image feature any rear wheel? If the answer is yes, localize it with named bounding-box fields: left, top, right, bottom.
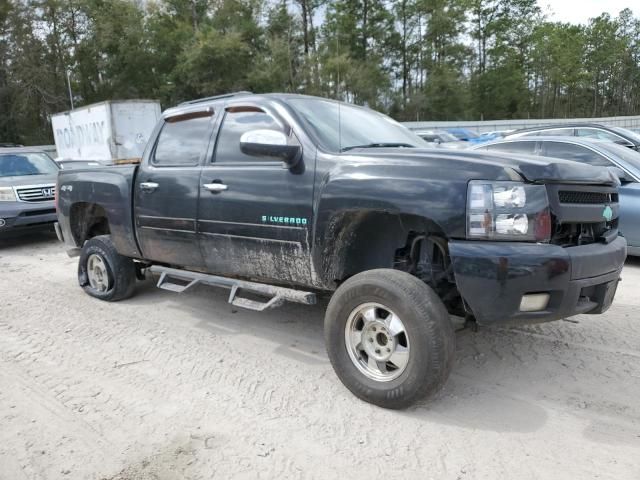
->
left=325, top=269, right=455, bottom=409
left=78, top=235, right=136, bottom=301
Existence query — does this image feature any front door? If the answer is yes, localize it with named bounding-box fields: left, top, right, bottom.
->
left=134, top=110, right=216, bottom=269
left=197, top=104, right=315, bottom=286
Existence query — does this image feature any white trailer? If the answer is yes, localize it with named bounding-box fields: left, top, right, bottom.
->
left=51, top=100, right=161, bottom=162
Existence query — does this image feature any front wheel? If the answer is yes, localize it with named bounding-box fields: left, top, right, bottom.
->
left=325, top=269, right=455, bottom=409
left=78, top=235, right=137, bottom=302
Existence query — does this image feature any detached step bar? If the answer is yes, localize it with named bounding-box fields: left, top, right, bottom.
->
left=148, top=265, right=316, bottom=312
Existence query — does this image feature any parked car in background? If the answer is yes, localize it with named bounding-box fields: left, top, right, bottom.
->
left=446, top=127, right=480, bottom=142
left=480, top=129, right=514, bottom=140
left=506, top=123, right=640, bottom=151
left=0, top=147, right=58, bottom=235
left=446, top=128, right=499, bottom=145
left=473, top=136, right=640, bottom=255
left=38, top=145, right=58, bottom=157
left=414, top=130, right=467, bottom=149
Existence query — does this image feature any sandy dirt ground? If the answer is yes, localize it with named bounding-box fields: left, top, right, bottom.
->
left=0, top=231, right=639, bottom=480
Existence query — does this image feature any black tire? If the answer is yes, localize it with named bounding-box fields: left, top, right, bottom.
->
left=325, top=269, right=455, bottom=409
left=78, top=235, right=136, bottom=302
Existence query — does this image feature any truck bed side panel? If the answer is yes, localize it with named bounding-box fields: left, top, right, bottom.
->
left=57, top=165, right=142, bottom=258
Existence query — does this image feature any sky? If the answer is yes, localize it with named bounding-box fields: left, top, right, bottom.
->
left=538, top=0, right=637, bottom=24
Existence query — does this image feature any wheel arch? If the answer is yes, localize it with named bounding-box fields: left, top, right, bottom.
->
left=69, top=202, right=111, bottom=246
left=317, top=210, right=448, bottom=288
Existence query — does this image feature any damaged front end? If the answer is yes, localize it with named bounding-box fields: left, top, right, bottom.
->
left=449, top=175, right=626, bottom=325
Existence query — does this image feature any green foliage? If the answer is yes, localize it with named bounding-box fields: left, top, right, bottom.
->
left=2, top=0, right=640, bottom=144
left=174, top=27, right=253, bottom=98
left=248, top=1, right=303, bottom=92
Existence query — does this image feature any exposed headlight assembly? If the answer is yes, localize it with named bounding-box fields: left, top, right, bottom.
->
left=466, top=181, right=551, bottom=242
left=0, top=187, right=17, bottom=202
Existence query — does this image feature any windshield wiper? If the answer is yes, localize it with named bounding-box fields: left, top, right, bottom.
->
left=340, top=143, right=416, bottom=152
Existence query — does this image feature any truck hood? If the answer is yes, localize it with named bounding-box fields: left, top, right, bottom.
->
left=510, top=155, right=620, bottom=185
left=0, top=173, right=58, bottom=188
left=347, top=148, right=619, bottom=186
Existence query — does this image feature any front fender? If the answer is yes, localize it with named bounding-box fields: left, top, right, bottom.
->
left=311, top=165, right=468, bottom=287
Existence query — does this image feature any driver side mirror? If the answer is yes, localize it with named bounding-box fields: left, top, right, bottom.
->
left=239, top=129, right=301, bottom=168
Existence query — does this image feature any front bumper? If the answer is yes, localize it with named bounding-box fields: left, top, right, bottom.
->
left=0, top=201, right=57, bottom=233
left=449, top=236, right=627, bottom=325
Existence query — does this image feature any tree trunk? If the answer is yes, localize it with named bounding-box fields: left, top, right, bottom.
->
left=191, top=0, right=198, bottom=31
left=362, top=0, right=369, bottom=61
left=593, top=75, right=598, bottom=117
left=401, top=0, right=408, bottom=102
left=300, top=0, right=309, bottom=55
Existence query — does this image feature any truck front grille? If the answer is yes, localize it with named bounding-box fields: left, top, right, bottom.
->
left=15, top=185, right=56, bottom=202
left=547, top=184, right=619, bottom=247
left=558, top=191, right=618, bottom=205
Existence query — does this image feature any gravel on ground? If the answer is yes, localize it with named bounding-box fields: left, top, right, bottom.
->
left=1, top=232, right=639, bottom=479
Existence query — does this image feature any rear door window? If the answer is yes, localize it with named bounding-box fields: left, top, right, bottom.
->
left=541, top=142, right=612, bottom=167
left=153, top=112, right=214, bottom=166
left=485, top=142, right=537, bottom=155
left=536, top=128, right=574, bottom=136
left=576, top=128, right=633, bottom=146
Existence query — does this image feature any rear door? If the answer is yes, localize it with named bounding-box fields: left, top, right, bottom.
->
left=197, top=102, right=315, bottom=285
left=134, top=109, right=216, bottom=268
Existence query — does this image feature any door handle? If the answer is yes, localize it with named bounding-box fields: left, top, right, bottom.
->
left=140, top=182, right=159, bottom=192
left=203, top=183, right=228, bottom=192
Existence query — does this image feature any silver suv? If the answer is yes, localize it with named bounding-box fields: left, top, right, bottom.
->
left=0, top=148, right=59, bottom=234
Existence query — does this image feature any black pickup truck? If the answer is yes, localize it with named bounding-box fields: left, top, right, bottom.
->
left=55, top=92, right=627, bottom=408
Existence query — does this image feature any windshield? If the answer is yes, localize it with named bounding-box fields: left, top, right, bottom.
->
left=0, top=152, right=59, bottom=177
left=286, top=98, right=428, bottom=152
left=611, top=126, right=640, bottom=144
